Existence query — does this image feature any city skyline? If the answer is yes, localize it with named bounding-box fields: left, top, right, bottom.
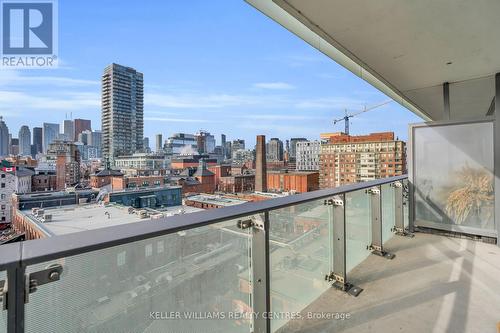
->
left=0, top=1, right=422, bottom=147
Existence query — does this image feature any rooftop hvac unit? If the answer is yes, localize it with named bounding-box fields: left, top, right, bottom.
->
left=36, top=209, right=45, bottom=217
left=31, top=208, right=39, bottom=215
left=42, top=214, right=52, bottom=222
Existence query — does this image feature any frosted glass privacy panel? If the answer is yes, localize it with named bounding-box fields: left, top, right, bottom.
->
left=413, top=121, right=494, bottom=235
left=24, top=218, right=254, bottom=333
left=268, top=199, right=332, bottom=332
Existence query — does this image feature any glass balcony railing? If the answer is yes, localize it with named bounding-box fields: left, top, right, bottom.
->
left=0, top=175, right=408, bottom=333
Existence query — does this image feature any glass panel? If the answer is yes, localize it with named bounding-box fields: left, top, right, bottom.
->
left=268, top=199, right=332, bottom=332
left=24, top=219, right=253, bottom=333
left=346, top=189, right=371, bottom=273
left=0, top=270, right=6, bottom=333
left=413, top=122, right=494, bottom=234
left=381, top=184, right=395, bottom=243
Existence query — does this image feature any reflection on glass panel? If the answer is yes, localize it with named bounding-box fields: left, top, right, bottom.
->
left=403, top=179, right=409, bottom=229
left=0, top=271, right=6, bottom=333
left=381, top=184, right=395, bottom=243
left=346, top=189, right=371, bottom=273
left=268, top=199, right=331, bottom=332
left=414, top=122, right=494, bottom=233
left=24, top=219, right=253, bottom=333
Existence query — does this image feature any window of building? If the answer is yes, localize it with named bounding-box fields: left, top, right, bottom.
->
left=157, top=241, right=164, bottom=253
left=1, top=183, right=5, bottom=188
left=117, top=251, right=126, bottom=266
left=0, top=174, right=4, bottom=178
left=145, top=244, right=153, bottom=257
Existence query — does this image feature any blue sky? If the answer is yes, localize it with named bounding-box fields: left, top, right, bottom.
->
left=0, top=0, right=422, bottom=147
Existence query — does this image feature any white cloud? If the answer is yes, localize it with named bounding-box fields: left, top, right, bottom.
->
left=253, top=82, right=295, bottom=90
left=144, top=117, right=211, bottom=123
left=295, top=97, right=365, bottom=110
left=239, top=114, right=324, bottom=121
left=145, top=92, right=285, bottom=109
left=0, top=90, right=100, bottom=111
left=0, top=70, right=99, bottom=87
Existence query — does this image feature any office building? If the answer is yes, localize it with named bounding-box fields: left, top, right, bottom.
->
left=18, top=126, right=31, bottom=157
left=289, top=137, right=307, bottom=160
left=319, top=132, right=406, bottom=188
left=46, top=140, right=81, bottom=190
left=267, top=137, right=284, bottom=161
left=63, top=120, right=75, bottom=142
left=42, top=122, right=60, bottom=153
left=195, top=130, right=215, bottom=154
left=155, top=134, right=163, bottom=153
left=232, top=139, right=245, bottom=152
left=165, top=133, right=197, bottom=155
left=91, top=130, right=102, bottom=149
left=143, top=137, right=150, bottom=152
left=74, top=119, right=91, bottom=142
left=0, top=117, right=9, bottom=157
left=296, top=141, right=321, bottom=171
left=101, top=63, right=144, bottom=162
left=32, top=127, right=43, bottom=155
left=114, top=153, right=169, bottom=171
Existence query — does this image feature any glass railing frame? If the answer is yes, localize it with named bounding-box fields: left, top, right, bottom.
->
left=0, top=175, right=408, bottom=333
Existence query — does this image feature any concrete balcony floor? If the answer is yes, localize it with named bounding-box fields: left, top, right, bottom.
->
left=279, top=232, right=500, bottom=333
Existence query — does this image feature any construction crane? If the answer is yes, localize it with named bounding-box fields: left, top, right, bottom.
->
left=333, top=100, right=393, bottom=134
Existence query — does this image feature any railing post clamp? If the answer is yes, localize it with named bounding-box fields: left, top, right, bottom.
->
left=25, top=264, right=63, bottom=303
left=325, top=271, right=363, bottom=297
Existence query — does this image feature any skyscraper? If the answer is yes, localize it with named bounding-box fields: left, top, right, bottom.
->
left=155, top=134, right=163, bottom=153
left=290, top=137, right=307, bottom=160
left=267, top=138, right=284, bottom=161
left=32, top=127, right=43, bottom=155
left=74, top=119, right=91, bottom=141
left=0, top=117, right=9, bottom=157
left=18, top=126, right=31, bottom=156
left=101, top=63, right=144, bottom=162
left=42, top=123, right=60, bottom=153
left=143, top=137, right=150, bottom=152
left=63, top=120, right=75, bottom=142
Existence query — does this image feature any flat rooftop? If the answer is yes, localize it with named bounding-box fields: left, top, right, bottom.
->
left=185, top=194, right=248, bottom=206
left=22, top=204, right=204, bottom=237
left=278, top=233, right=500, bottom=333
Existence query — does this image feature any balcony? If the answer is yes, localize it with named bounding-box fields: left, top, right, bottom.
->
left=1, top=175, right=499, bottom=333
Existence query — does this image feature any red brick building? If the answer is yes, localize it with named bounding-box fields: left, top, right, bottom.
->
left=207, top=165, right=231, bottom=185
left=90, top=169, right=124, bottom=188
left=171, top=155, right=217, bottom=170
left=267, top=171, right=319, bottom=193
left=218, top=174, right=255, bottom=193
left=319, top=132, right=406, bottom=188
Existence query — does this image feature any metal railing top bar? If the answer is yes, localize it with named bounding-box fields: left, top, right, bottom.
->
left=0, top=242, right=21, bottom=271
left=16, top=175, right=407, bottom=267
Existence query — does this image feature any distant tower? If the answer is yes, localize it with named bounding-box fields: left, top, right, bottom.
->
left=18, top=125, right=31, bottom=156
left=255, top=135, right=267, bottom=192
left=101, top=63, right=144, bottom=163
left=155, top=134, right=163, bottom=153
left=0, top=117, right=9, bottom=157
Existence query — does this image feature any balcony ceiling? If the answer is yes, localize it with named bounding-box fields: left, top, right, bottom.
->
left=247, top=0, right=500, bottom=121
